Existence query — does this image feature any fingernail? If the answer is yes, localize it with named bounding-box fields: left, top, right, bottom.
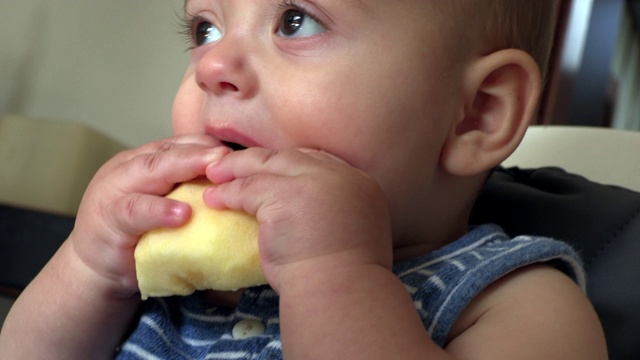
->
left=169, top=202, right=191, bottom=224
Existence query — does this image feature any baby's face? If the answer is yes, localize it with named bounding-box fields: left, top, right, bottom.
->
left=173, top=0, right=467, bottom=236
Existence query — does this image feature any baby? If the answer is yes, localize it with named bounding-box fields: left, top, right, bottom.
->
left=0, top=0, right=607, bottom=359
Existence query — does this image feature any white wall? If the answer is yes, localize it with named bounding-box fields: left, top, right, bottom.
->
left=0, top=0, right=188, bottom=147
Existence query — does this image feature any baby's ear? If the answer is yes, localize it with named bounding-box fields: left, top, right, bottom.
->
left=440, top=49, right=541, bottom=176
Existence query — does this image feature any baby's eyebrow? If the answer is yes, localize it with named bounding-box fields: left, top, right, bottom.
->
left=182, top=0, right=369, bottom=10
left=181, top=0, right=371, bottom=16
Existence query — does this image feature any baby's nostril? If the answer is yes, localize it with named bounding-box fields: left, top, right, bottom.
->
left=220, top=82, right=239, bottom=92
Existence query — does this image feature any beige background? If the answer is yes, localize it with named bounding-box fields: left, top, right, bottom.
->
left=1, top=2, right=190, bottom=324
left=0, top=0, right=188, bottom=147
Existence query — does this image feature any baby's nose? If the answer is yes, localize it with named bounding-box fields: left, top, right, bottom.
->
left=195, top=37, right=258, bottom=99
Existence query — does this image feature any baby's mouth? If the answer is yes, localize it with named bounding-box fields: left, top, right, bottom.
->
left=222, top=141, right=248, bottom=151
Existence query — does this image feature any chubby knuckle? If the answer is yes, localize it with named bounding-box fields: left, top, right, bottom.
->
left=257, top=196, right=291, bottom=231
left=122, top=195, right=139, bottom=226
left=238, top=175, right=258, bottom=195
left=254, top=148, right=282, bottom=166
left=140, top=152, right=163, bottom=174
left=90, top=196, right=127, bottom=239
left=157, top=140, right=177, bottom=152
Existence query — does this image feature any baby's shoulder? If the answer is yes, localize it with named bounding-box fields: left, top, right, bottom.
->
left=446, top=263, right=606, bottom=358
left=394, top=224, right=588, bottom=347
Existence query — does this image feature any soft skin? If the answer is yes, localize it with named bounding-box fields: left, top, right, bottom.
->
left=0, top=0, right=607, bottom=359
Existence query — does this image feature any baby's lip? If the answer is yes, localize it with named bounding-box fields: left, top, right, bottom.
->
left=205, top=125, right=261, bottom=150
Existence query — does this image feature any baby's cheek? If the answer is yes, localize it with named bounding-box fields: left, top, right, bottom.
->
left=172, top=81, right=204, bottom=135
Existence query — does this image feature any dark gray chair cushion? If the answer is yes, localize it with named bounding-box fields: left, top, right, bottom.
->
left=471, top=166, right=640, bottom=360
left=0, top=205, right=74, bottom=294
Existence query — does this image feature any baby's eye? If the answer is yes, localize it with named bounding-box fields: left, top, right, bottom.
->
left=192, top=20, right=222, bottom=47
left=277, top=9, right=325, bottom=38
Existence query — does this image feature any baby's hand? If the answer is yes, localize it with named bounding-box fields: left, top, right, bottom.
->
left=205, top=148, right=393, bottom=293
left=68, top=135, right=228, bottom=298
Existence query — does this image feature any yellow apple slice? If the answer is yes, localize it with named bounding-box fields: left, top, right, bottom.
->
left=135, top=178, right=265, bottom=300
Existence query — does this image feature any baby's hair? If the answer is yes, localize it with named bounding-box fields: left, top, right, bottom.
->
left=486, top=0, right=560, bottom=80
left=449, top=0, right=560, bottom=81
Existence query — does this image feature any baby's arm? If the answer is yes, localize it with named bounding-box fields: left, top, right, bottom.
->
left=277, top=257, right=448, bottom=359
left=0, top=240, right=141, bottom=358
left=0, top=136, right=226, bottom=359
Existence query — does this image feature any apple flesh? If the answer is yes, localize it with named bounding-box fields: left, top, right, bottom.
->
left=135, top=179, right=265, bottom=300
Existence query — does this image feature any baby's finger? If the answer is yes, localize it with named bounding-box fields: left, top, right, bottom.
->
left=114, top=145, right=230, bottom=195
left=110, top=193, right=192, bottom=237
left=121, top=134, right=223, bottom=161
left=204, top=173, right=281, bottom=217
left=207, top=148, right=332, bottom=185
